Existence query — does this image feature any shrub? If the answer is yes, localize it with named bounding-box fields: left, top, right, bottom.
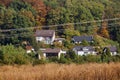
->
left=48, top=57, right=59, bottom=63
left=84, top=55, right=101, bottom=63
left=59, top=54, right=71, bottom=64
left=0, top=44, right=31, bottom=65
left=32, top=59, right=47, bottom=65
left=111, top=55, right=120, bottom=62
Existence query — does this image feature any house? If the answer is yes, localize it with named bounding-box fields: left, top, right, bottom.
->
left=109, top=46, right=117, bottom=55
left=25, top=45, right=35, bottom=54
left=73, top=46, right=97, bottom=56
left=35, top=30, right=55, bottom=44
left=103, top=46, right=117, bottom=55
left=72, top=36, right=93, bottom=43
left=40, top=48, right=66, bottom=59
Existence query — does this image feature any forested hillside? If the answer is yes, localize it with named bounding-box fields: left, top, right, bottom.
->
left=0, top=0, right=119, bottom=45
left=0, top=0, right=120, bottom=65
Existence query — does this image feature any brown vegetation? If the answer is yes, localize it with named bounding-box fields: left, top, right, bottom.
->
left=0, top=63, right=120, bottom=80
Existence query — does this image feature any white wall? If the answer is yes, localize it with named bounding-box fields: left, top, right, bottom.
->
left=76, top=51, right=96, bottom=56
left=43, top=53, right=46, bottom=58
left=26, top=50, right=31, bottom=54
left=77, top=51, right=85, bottom=56
left=51, top=32, right=55, bottom=44
left=38, top=54, right=41, bottom=59
left=36, top=34, right=55, bottom=44
left=58, top=52, right=61, bottom=59
left=111, top=52, right=117, bottom=55
left=36, top=37, right=44, bottom=42
left=60, top=50, right=66, bottom=54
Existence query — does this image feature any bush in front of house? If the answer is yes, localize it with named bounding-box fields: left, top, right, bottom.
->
left=58, top=54, right=72, bottom=64
left=110, top=55, right=120, bottom=62
left=83, top=55, right=101, bottom=63
left=47, top=57, right=59, bottom=63
left=32, top=59, right=48, bottom=66
left=0, top=44, right=31, bottom=65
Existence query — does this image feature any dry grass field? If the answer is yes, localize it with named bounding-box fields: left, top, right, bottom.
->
left=0, top=63, right=120, bottom=80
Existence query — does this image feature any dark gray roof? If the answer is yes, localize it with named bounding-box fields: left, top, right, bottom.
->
left=109, top=46, right=117, bottom=52
left=72, top=36, right=93, bottom=42
left=103, top=46, right=117, bottom=52
left=73, top=46, right=95, bottom=51
left=35, top=30, right=55, bottom=37
left=41, top=48, right=61, bottom=53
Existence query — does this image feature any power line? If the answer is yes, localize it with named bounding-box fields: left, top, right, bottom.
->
left=0, top=17, right=120, bottom=32
left=0, top=22, right=120, bottom=39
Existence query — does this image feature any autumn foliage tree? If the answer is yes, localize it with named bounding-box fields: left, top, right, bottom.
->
left=24, top=0, right=47, bottom=26
left=99, top=21, right=110, bottom=39
left=0, top=0, right=12, bottom=6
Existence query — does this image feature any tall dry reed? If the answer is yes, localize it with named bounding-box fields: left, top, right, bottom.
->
left=0, top=63, right=120, bottom=80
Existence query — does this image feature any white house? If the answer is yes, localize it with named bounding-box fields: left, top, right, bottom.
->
left=35, top=30, right=55, bottom=44
left=109, top=46, right=117, bottom=55
left=40, top=48, right=66, bottom=59
left=73, top=46, right=97, bottom=56
left=103, top=46, right=117, bottom=56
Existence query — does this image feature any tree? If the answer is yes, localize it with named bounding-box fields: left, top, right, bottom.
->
left=24, top=0, right=47, bottom=25
left=13, top=14, right=34, bottom=28
left=81, top=40, right=89, bottom=46
left=66, top=50, right=77, bottom=60
left=0, top=7, right=16, bottom=29
left=0, top=0, right=36, bottom=45
left=0, top=50, right=3, bottom=60
left=90, top=2, right=104, bottom=20
left=101, top=47, right=111, bottom=63
left=53, top=42, right=63, bottom=48
left=9, top=0, right=35, bottom=13
left=109, top=24, right=120, bottom=44
left=99, top=21, right=109, bottom=38
left=64, top=29, right=80, bottom=39
left=46, top=8, right=61, bottom=25
left=18, top=9, right=35, bottom=24
left=0, top=5, right=5, bottom=26
left=0, top=44, right=31, bottom=64
left=59, top=54, right=69, bottom=64
left=9, top=0, right=36, bottom=27
left=29, top=34, right=40, bottom=51
left=63, top=40, right=74, bottom=49
left=0, top=0, right=12, bottom=6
